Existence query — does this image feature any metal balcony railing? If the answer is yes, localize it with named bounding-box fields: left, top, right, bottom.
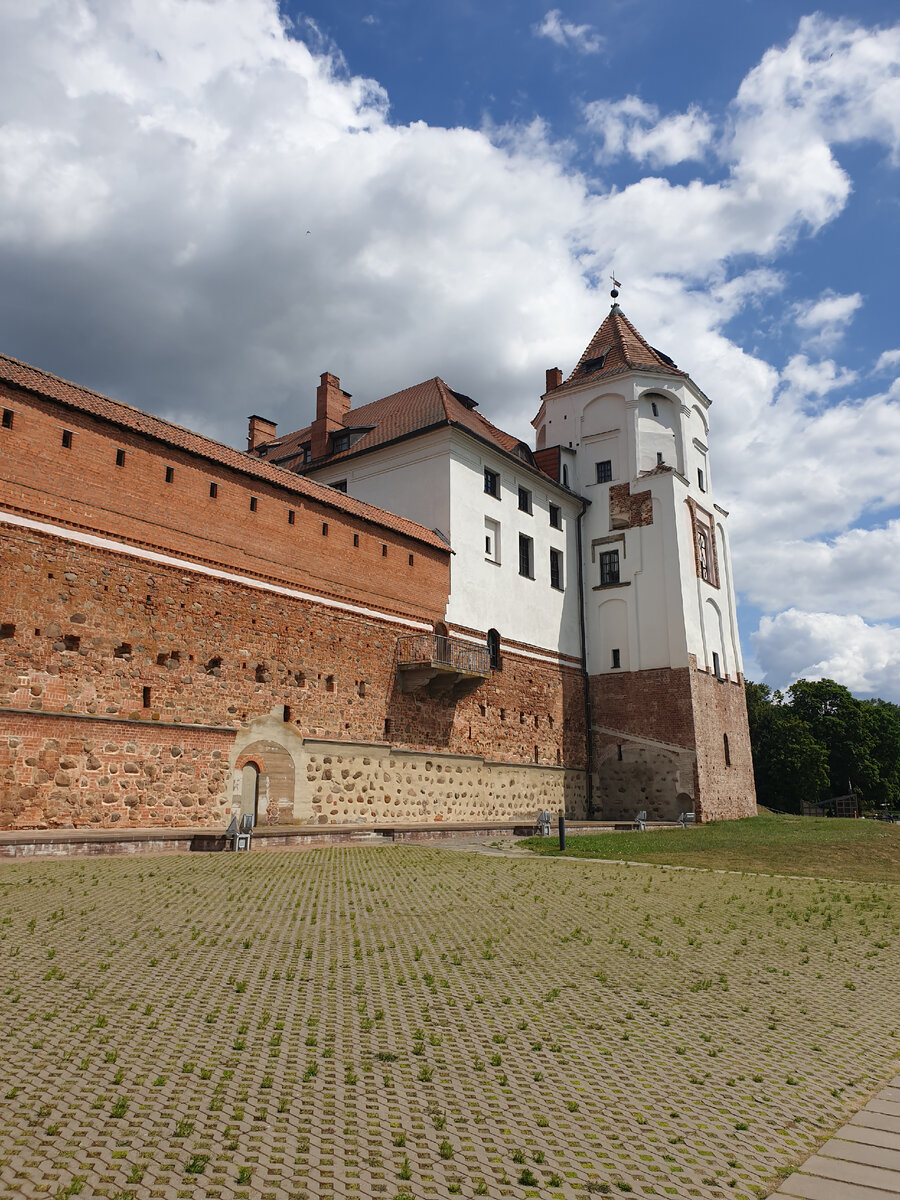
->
left=396, top=633, right=490, bottom=676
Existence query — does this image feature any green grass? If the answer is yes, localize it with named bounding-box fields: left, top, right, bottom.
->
left=520, top=814, right=900, bottom=882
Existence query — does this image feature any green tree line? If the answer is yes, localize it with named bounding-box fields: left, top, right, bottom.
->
left=745, top=678, right=900, bottom=814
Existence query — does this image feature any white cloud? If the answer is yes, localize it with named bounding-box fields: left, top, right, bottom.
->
left=793, top=289, right=862, bottom=349
left=874, top=349, right=900, bottom=373
left=583, top=96, right=713, bottom=167
left=752, top=609, right=900, bottom=699
left=781, top=354, right=857, bottom=396
left=533, top=9, right=604, bottom=54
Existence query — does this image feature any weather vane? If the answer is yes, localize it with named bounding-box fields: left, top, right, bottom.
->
left=610, top=272, right=621, bottom=301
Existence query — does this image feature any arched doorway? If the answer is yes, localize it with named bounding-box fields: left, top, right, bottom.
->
left=241, top=762, right=261, bottom=822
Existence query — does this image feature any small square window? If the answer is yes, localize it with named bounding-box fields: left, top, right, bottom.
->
left=518, top=534, right=534, bottom=578
left=332, top=433, right=350, bottom=454
left=165, top=465, right=174, bottom=483
left=611, top=648, right=621, bottom=669
left=115, top=448, right=126, bottom=467
left=288, top=509, right=295, bottom=524
left=518, top=486, right=532, bottom=514
left=550, top=548, right=563, bottom=591
left=600, top=549, right=620, bottom=586
left=209, top=482, right=218, bottom=498
left=596, top=460, right=612, bottom=484
left=484, top=468, right=499, bottom=497
left=549, top=504, right=562, bottom=529
left=698, top=467, right=706, bottom=492
left=1, top=409, right=13, bottom=429
left=250, top=496, right=258, bottom=512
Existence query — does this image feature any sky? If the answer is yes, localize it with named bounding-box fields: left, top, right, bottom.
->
left=1, top=0, right=900, bottom=698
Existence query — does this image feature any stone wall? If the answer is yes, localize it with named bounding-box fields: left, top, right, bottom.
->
left=297, top=740, right=587, bottom=824
left=0, top=711, right=231, bottom=829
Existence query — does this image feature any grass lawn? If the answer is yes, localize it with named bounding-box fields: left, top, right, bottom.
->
left=0, top=845, right=897, bottom=1200
left=520, top=814, right=900, bottom=883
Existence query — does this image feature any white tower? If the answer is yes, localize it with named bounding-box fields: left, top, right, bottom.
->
left=532, top=301, right=756, bottom=822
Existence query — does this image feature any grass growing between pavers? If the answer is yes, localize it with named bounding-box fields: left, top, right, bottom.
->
left=520, top=815, right=900, bottom=884
left=0, top=847, right=897, bottom=1200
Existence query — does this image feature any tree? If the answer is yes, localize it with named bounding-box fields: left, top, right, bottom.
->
left=744, top=682, right=828, bottom=812
left=787, top=679, right=878, bottom=805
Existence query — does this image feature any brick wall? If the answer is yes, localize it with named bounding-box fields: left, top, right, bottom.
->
left=0, top=383, right=448, bottom=623
left=0, top=522, right=585, bottom=828
left=689, top=668, right=757, bottom=822
left=589, top=665, right=756, bottom=821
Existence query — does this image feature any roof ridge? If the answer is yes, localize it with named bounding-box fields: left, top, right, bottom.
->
left=562, top=306, right=686, bottom=389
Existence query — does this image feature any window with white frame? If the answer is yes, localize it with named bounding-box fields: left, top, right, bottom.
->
left=518, top=534, right=534, bottom=578
left=484, top=517, right=501, bottom=564
left=549, top=548, right=563, bottom=591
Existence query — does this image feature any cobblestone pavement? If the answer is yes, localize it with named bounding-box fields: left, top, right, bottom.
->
left=0, top=846, right=897, bottom=1200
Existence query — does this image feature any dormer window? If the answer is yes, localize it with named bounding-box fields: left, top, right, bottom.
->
left=332, top=432, right=351, bottom=453
left=299, top=445, right=311, bottom=465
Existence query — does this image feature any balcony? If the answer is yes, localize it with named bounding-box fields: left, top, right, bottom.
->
left=396, top=633, right=490, bottom=698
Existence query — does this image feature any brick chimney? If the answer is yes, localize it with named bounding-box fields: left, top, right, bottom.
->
left=247, top=415, right=278, bottom=452
left=310, top=372, right=352, bottom=461
left=545, top=368, right=563, bottom=393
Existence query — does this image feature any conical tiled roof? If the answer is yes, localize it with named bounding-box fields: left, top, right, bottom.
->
left=559, top=305, right=687, bottom=391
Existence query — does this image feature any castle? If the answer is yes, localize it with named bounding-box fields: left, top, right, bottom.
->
left=0, top=303, right=756, bottom=830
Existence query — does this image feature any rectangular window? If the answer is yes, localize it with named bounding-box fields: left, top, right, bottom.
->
left=165, top=465, right=174, bottom=483
left=288, top=509, right=295, bottom=525
left=712, top=651, right=722, bottom=679
left=599, top=549, right=620, bottom=586
left=484, top=517, right=500, bottom=564
left=332, top=433, right=350, bottom=453
left=209, top=482, right=218, bottom=498
left=656, top=451, right=664, bottom=465
left=1, top=409, right=12, bottom=429
left=115, top=448, right=126, bottom=467
left=381, top=544, right=387, bottom=557
left=518, top=486, right=532, bottom=514
left=62, top=430, right=73, bottom=449
left=611, top=648, right=621, bottom=669
left=353, top=533, right=359, bottom=547
left=300, top=446, right=311, bottom=464
left=697, top=467, right=706, bottom=492
left=549, top=548, right=563, bottom=591
left=249, top=496, right=258, bottom=512
left=518, top=534, right=534, bottom=578
left=142, top=686, right=151, bottom=708
left=596, top=460, right=612, bottom=484
left=332, top=479, right=347, bottom=493
left=322, top=522, right=329, bottom=536
left=484, top=468, right=499, bottom=497
left=549, top=504, right=562, bottom=529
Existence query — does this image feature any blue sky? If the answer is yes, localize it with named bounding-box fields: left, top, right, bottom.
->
left=1, top=1, right=899, bottom=696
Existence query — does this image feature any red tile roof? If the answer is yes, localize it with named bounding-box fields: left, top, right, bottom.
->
left=555, top=306, right=687, bottom=393
left=256, top=377, right=528, bottom=470
left=0, top=352, right=450, bottom=552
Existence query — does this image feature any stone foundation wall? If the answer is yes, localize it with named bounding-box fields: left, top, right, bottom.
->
left=0, top=711, right=232, bottom=829
left=296, top=740, right=588, bottom=825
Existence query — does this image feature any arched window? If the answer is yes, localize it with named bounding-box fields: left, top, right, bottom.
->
left=487, top=628, right=501, bottom=670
